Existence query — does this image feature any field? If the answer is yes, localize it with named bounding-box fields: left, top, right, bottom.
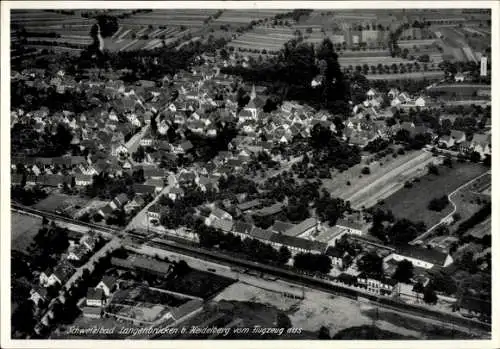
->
left=322, top=149, right=437, bottom=210
left=447, top=173, right=491, bottom=223
left=465, top=217, right=491, bottom=239
left=366, top=70, right=444, bottom=80
left=433, top=26, right=486, bottom=62
left=376, top=161, right=488, bottom=228
left=33, top=193, right=95, bottom=217
left=158, top=269, right=235, bottom=299
left=120, top=9, right=217, bottom=27
left=103, top=26, right=190, bottom=52
left=427, top=83, right=491, bottom=99
left=214, top=9, right=284, bottom=25
left=227, top=26, right=294, bottom=53
left=111, top=286, right=187, bottom=308
left=11, top=212, right=42, bottom=252
left=214, top=282, right=455, bottom=338
left=11, top=10, right=96, bottom=52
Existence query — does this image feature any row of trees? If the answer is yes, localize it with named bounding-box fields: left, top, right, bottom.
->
left=293, top=252, right=332, bottom=274
left=196, top=222, right=291, bottom=266
left=346, top=61, right=434, bottom=76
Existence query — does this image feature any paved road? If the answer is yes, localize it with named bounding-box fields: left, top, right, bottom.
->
left=125, top=124, right=150, bottom=156
left=410, top=170, right=491, bottom=245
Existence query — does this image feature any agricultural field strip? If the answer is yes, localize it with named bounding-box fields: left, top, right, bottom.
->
left=136, top=27, right=149, bottom=36
left=143, top=39, right=161, bottom=50
left=176, top=37, right=201, bottom=50
left=26, top=37, right=92, bottom=44
left=116, top=29, right=132, bottom=42
left=26, top=45, right=83, bottom=53
left=119, top=39, right=139, bottom=52
left=111, top=27, right=124, bottom=40
left=366, top=71, right=444, bottom=80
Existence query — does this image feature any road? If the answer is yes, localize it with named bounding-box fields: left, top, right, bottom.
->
left=11, top=205, right=491, bottom=334
left=410, top=170, right=491, bottom=245
left=125, top=123, right=150, bottom=156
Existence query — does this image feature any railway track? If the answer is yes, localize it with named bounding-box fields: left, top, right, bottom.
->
left=11, top=203, right=491, bottom=334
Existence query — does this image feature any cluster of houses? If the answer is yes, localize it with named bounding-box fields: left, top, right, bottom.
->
left=438, top=130, right=491, bottom=158
left=30, top=232, right=100, bottom=308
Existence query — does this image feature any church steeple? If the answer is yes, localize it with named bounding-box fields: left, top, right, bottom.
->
left=250, top=84, right=256, bottom=100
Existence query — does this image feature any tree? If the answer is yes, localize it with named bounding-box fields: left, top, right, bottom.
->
left=294, top=253, right=332, bottom=274
left=427, top=163, right=439, bottom=175
left=413, top=281, right=424, bottom=301
left=430, top=270, right=457, bottom=296
left=469, top=151, right=481, bottom=163
left=132, top=145, right=146, bottom=162
left=428, top=195, right=449, bottom=212
left=278, top=245, right=291, bottom=265
left=361, top=166, right=371, bottom=175
left=483, top=154, right=491, bottom=167
left=423, top=285, right=438, bottom=304
left=276, top=311, right=292, bottom=329
left=11, top=300, right=35, bottom=336
left=357, top=252, right=383, bottom=278
left=443, top=156, right=453, bottom=168
left=392, top=259, right=414, bottom=283
left=318, top=326, right=331, bottom=339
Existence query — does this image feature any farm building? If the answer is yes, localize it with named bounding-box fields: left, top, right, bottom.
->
left=384, top=246, right=453, bottom=269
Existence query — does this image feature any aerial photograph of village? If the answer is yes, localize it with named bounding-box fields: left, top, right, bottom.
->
left=8, top=4, right=492, bottom=341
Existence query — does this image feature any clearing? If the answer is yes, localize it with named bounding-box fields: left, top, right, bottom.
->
left=214, top=281, right=439, bottom=338
left=11, top=212, right=42, bottom=252
left=376, top=161, right=488, bottom=228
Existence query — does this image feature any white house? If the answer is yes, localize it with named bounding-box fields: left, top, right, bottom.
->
left=205, top=207, right=233, bottom=226
left=75, top=174, right=93, bottom=187
left=86, top=288, right=106, bottom=307
left=384, top=246, right=453, bottom=269
left=414, top=96, right=427, bottom=107
left=95, top=275, right=118, bottom=297
left=357, top=273, right=398, bottom=296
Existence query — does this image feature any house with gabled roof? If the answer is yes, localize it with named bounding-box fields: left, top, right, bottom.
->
left=205, top=207, right=233, bottom=227
left=144, top=178, right=164, bottom=194
left=269, top=233, right=327, bottom=254
left=86, top=288, right=106, bottom=307
left=231, top=221, right=254, bottom=238
left=384, top=245, right=453, bottom=269
left=439, top=135, right=454, bottom=148
left=95, top=275, right=119, bottom=297
left=284, top=218, right=319, bottom=237
left=30, top=286, right=48, bottom=306
left=110, top=193, right=129, bottom=210
left=147, top=203, right=163, bottom=221
left=468, top=133, right=491, bottom=157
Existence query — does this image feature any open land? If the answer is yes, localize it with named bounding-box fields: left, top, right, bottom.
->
left=323, top=149, right=437, bottom=209
left=376, top=161, right=488, bottom=228
left=11, top=212, right=42, bottom=252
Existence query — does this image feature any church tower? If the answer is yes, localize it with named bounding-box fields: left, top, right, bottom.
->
left=250, top=84, right=256, bottom=100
